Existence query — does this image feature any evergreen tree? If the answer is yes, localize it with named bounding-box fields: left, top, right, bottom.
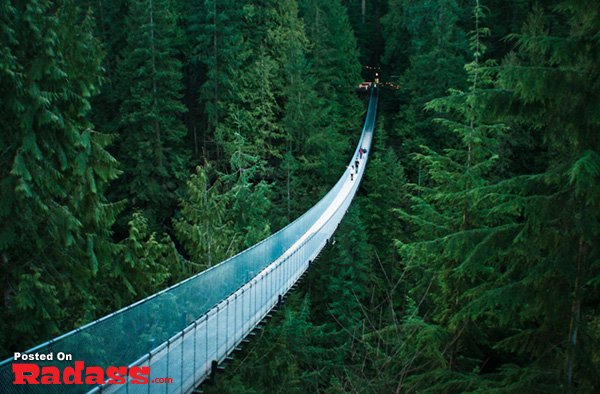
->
left=174, top=164, right=238, bottom=270
left=467, top=2, right=600, bottom=390
left=82, top=0, right=129, bottom=133
left=106, top=212, right=182, bottom=307
left=299, top=0, right=363, bottom=132
left=393, top=1, right=600, bottom=391
left=113, top=0, right=190, bottom=228
left=0, top=0, right=121, bottom=354
left=313, top=208, right=374, bottom=330
left=187, top=0, right=244, bottom=162
left=204, top=294, right=339, bottom=393
left=222, top=142, right=272, bottom=248
left=361, top=145, right=407, bottom=263
left=216, top=50, right=282, bottom=170
left=342, top=0, right=387, bottom=68
left=268, top=0, right=330, bottom=224
left=382, top=0, right=469, bottom=181
left=298, top=0, right=363, bottom=185
left=389, top=2, right=511, bottom=391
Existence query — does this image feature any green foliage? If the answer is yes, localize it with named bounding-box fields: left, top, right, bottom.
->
left=187, top=0, right=245, bottom=162
left=0, top=0, right=121, bottom=354
left=205, top=293, right=344, bottom=394
left=343, top=0, right=387, bottom=68
left=113, top=0, right=190, bottom=228
left=174, top=165, right=238, bottom=269
left=174, top=153, right=272, bottom=271
left=325, top=208, right=374, bottom=329
left=12, top=2, right=596, bottom=393
left=108, top=212, right=181, bottom=306
left=82, top=0, right=130, bottom=133
left=361, top=145, right=407, bottom=261
left=389, top=1, right=600, bottom=392
left=299, top=0, right=363, bottom=137
left=222, top=146, right=272, bottom=247
left=382, top=0, right=469, bottom=180
left=481, top=3, right=600, bottom=389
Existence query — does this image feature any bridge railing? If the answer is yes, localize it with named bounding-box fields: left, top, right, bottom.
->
left=0, top=88, right=378, bottom=394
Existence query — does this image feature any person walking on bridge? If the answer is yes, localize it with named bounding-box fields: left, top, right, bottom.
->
left=349, top=165, right=354, bottom=181
left=355, top=158, right=359, bottom=171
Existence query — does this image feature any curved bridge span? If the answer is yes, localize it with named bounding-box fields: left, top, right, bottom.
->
left=0, top=88, right=379, bottom=394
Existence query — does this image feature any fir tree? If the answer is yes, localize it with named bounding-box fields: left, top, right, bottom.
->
left=113, top=0, right=190, bottom=228
left=298, top=0, right=363, bottom=185
left=468, top=2, right=600, bottom=390
left=0, top=0, right=121, bottom=354
left=187, top=0, right=244, bottom=162
left=394, top=1, right=600, bottom=391
left=107, top=212, right=181, bottom=307
left=393, top=2, right=511, bottom=391
left=299, top=0, right=363, bottom=134
left=222, top=140, right=272, bottom=248
left=174, top=164, right=238, bottom=270
left=382, top=0, right=469, bottom=181
left=270, top=0, right=328, bottom=223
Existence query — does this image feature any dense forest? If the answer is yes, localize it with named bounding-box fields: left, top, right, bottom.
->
left=1, top=0, right=599, bottom=392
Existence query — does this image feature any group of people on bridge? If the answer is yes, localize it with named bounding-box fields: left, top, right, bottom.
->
left=349, top=147, right=367, bottom=181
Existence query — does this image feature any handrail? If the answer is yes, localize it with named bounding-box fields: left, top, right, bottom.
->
left=0, top=87, right=378, bottom=394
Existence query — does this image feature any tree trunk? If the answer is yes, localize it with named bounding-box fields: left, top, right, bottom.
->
left=361, top=0, right=366, bottom=24
left=565, top=237, right=586, bottom=392
left=149, top=0, right=163, bottom=168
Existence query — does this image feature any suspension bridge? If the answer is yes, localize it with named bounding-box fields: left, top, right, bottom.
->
left=0, top=87, right=379, bottom=393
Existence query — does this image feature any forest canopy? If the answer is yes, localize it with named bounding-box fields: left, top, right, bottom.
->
left=1, top=0, right=599, bottom=392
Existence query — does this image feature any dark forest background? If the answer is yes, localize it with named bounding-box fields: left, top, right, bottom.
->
left=1, top=0, right=599, bottom=392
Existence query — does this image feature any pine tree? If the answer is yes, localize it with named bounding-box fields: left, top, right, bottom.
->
left=381, top=0, right=469, bottom=180
left=298, top=0, right=364, bottom=186
left=113, top=0, right=190, bottom=228
left=187, top=0, right=244, bottom=162
left=82, top=0, right=130, bottom=133
left=393, top=1, right=600, bottom=391
left=222, top=141, right=273, bottom=248
left=343, top=0, right=387, bottom=68
left=321, top=208, right=374, bottom=330
left=174, top=164, right=238, bottom=270
left=361, top=145, right=407, bottom=263
left=0, top=0, right=121, bottom=354
left=392, top=2, right=511, bottom=391
left=106, top=212, right=181, bottom=307
left=299, top=0, right=363, bottom=136
left=216, top=50, right=282, bottom=170
left=204, top=293, right=341, bottom=393
left=466, top=2, right=600, bottom=390
left=268, top=0, right=330, bottom=223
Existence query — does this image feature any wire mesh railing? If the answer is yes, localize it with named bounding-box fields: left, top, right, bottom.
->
left=0, top=88, right=378, bottom=394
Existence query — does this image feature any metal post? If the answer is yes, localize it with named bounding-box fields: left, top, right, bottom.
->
left=261, top=274, right=264, bottom=316
left=166, top=339, right=170, bottom=394
left=181, top=330, right=184, bottom=394
left=215, top=306, right=219, bottom=357
left=277, top=261, right=282, bottom=298
left=234, top=293, right=237, bottom=346
left=248, top=282, right=252, bottom=331
left=193, top=321, right=197, bottom=386
left=225, top=299, right=229, bottom=351
left=204, top=315, right=208, bottom=380
left=147, top=352, right=151, bottom=394
left=241, top=289, right=245, bottom=335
